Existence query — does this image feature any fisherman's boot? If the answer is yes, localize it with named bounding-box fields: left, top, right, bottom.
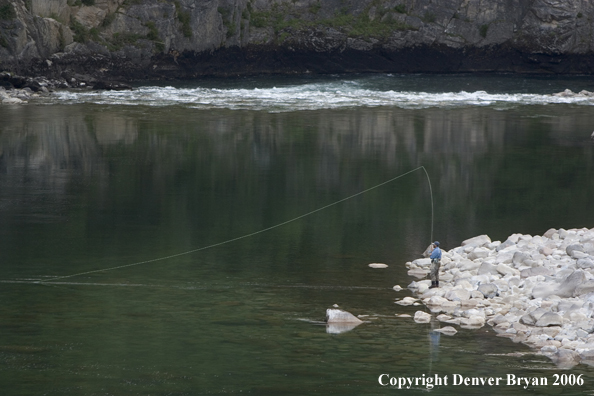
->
left=435, top=281, right=439, bottom=288
left=429, top=281, right=437, bottom=289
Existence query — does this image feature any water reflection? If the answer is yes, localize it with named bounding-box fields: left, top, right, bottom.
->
left=326, top=322, right=363, bottom=334
left=1, top=105, right=593, bottom=236
left=1, top=103, right=593, bottom=395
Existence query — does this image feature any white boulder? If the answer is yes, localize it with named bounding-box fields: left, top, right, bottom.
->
left=326, top=309, right=363, bottom=324
left=414, top=311, right=432, bottom=323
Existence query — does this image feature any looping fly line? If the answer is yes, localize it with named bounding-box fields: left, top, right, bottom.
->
left=38, top=166, right=434, bottom=284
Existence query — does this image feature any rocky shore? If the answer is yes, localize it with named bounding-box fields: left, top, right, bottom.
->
left=402, top=227, right=594, bottom=368
left=0, top=71, right=132, bottom=104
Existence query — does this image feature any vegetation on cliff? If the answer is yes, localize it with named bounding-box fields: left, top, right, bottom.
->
left=0, top=0, right=593, bottom=78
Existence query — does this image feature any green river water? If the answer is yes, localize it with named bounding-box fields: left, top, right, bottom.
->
left=1, top=75, right=594, bottom=395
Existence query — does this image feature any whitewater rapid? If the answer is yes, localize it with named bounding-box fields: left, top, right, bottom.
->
left=47, top=81, right=594, bottom=111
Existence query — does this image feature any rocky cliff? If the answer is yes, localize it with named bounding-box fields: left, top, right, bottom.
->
left=1, top=0, right=594, bottom=81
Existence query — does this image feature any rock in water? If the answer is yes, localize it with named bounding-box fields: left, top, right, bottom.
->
left=552, top=349, right=580, bottom=369
left=326, top=309, right=363, bottom=324
left=414, top=311, right=432, bottom=323
left=368, top=263, right=388, bottom=268
left=396, top=297, right=418, bottom=306
left=434, top=326, right=458, bottom=335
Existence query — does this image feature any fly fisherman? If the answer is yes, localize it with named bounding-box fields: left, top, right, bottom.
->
left=429, top=241, right=442, bottom=289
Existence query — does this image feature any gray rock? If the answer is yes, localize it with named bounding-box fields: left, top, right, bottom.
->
left=396, top=297, right=418, bottom=306
left=521, top=308, right=547, bottom=325
left=557, top=270, right=586, bottom=298
left=532, top=283, right=558, bottom=299
left=520, top=266, right=552, bottom=278
left=477, top=262, right=498, bottom=275
left=535, top=312, right=563, bottom=327
left=551, top=349, right=580, bottom=369
left=326, top=309, right=363, bottom=324
left=487, top=314, right=508, bottom=326
left=368, top=263, right=388, bottom=268
left=574, top=281, right=594, bottom=296
left=512, top=252, right=530, bottom=266
left=572, top=251, right=589, bottom=259
left=468, top=247, right=490, bottom=260
left=2, top=97, right=24, bottom=104
left=478, top=283, right=498, bottom=298
left=407, top=268, right=429, bottom=278
left=520, top=314, right=536, bottom=326
left=496, top=263, right=517, bottom=276
left=462, top=235, right=491, bottom=247
left=445, top=289, right=471, bottom=302
left=414, top=311, right=432, bottom=323
left=577, top=258, right=594, bottom=269
left=578, top=349, right=594, bottom=361
left=496, top=239, right=516, bottom=251
left=434, top=326, right=457, bottom=335
left=543, top=228, right=557, bottom=238
left=566, top=244, right=584, bottom=258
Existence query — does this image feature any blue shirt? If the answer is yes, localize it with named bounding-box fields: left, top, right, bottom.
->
left=430, top=247, right=442, bottom=260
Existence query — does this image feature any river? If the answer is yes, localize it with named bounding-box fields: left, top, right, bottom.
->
left=1, top=74, right=593, bottom=395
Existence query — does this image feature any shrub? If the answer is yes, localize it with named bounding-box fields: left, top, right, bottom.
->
left=394, top=4, right=406, bottom=14
left=479, top=24, right=488, bottom=38
left=423, top=12, right=436, bottom=23
left=70, top=18, right=90, bottom=42
left=0, top=32, right=8, bottom=48
left=145, top=21, right=159, bottom=41
left=174, top=1, right=192, bottom=37
left=0, top=4, right=16, bottom=20
left=102, top=12, right=115, bottom=27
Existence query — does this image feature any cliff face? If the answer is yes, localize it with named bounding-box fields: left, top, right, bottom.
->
left=1, top=0, right=593, bottom=80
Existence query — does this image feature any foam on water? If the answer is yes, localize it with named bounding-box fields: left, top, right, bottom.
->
left=47, top=80, right=594, bottom=111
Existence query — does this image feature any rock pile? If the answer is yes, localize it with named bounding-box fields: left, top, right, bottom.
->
left=0, top=72, right=58, bottom=104
left=405, top=227, right=594, bottom=367
left=552, top=89, right=594, bottom=98
left=0, top=86, right=47, bottom=104
left=0, top=72, right=132, bottom=105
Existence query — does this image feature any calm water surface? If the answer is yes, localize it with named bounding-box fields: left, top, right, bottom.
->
left=1, top=75, right=594, bottom=395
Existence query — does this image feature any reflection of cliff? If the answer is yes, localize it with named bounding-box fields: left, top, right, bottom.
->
left=1, top=105, right=592, bottom=246
left=0, top=106, right=138, bottom=222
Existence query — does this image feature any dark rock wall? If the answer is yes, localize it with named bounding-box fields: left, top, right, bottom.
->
left=0, top=0, right=593, bottom=79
